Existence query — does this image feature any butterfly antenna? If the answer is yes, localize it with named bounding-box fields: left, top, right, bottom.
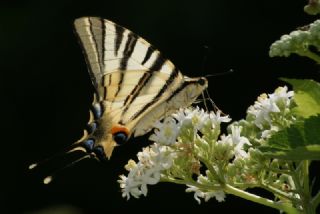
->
left=205, top=68, right=234, bottom=78
left=198, top=45, right=233, bottom=113
left=199, top=45, right=234, bottom=78
left=201, top=45, right=210, bottom=73
left=199, top=45, right=212, bottom=112
left=42, top=154, right=92, bottom=184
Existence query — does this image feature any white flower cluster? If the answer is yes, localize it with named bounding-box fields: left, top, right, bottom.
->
left=247, top=86, right=294, bottom=139
left=119, top=143, right=176, bottom=199
left=118, top=87, right=296, bottom=204
left=118, top=107, right=231, bottom=201
left=269, top=19, right=320, bottom=58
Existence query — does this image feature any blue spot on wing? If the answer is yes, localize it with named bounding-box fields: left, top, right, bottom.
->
left=93, top=146, right=107, bottom=161
left=92, top=103, right=102, bottom=119
left=83, top=139, right=95, bottom=152
left=86, top=122, right=97, bottom=133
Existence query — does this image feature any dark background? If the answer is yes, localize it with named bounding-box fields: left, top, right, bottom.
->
left=1, top=0, right=319, bottom=214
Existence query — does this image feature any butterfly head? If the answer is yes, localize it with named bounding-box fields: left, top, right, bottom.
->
left=197, top=77, right=207, bottom=87
left=183, top=76, right=208, bottom=100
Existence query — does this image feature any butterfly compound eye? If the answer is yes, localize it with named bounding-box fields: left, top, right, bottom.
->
left=198, top=77, right=207, bottom=86
left=113, top=132, right=128, bottom=145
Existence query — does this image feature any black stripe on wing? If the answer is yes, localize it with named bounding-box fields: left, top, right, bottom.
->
left=130, top=67, right=179, bottom=121
left=142, top=46, right=154, bottom=65
left=118, top=49, right=172, bottom=123
left=123, top=71, right=152, bottom=106
left=119, top=32, right=138, bottom=70
left=122, top=53, right=167, bottom=108
left=149, top=52, right=166, bottom=71
left=114, top=24, right=124, bottom=56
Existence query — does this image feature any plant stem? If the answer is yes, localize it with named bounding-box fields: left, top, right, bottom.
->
left=224, top=184, right=299, bottom=214
left=300, top=50, right=320, bottom=63
left=198, top=157, right=221, bottom=181
left=268, top=167, right=293, bottom=176
left=301, top=160, right=315, bottom=214
left=302, top=160, right=309, bottom=196
left=311, top=190, right=320, bottom=211
left=289, top=162, right=315, bottom=214
left=261, top=182, right=295, bottom=202
left=160, top=177, right=221, bottom=190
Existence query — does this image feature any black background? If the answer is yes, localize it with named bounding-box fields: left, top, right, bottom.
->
left=1, top=0, right=319, bottom=214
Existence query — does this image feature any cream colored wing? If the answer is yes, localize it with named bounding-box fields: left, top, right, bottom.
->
left=74, top=17, right=208, bottom=160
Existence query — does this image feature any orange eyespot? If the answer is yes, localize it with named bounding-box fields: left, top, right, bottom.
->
left=111, top=125, right=130, bottom=136
left=111, top=125, right=130, bottom=145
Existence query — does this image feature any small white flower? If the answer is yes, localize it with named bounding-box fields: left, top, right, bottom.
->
left=218, top=134, right=233, bottom=147
left=261, top=125, right=280, bottom=139
left=118, top=174, right=140, bottom=199
left=230, top=126, right=251, bottom=158
left=211, top=190, right=226, bottom=202
left=173, top=107, right=201, bottom=128
left=247, top=86, right=294, bottom=130
left=186, top=185, right=226, bottom=204
left=268, top=86, right=294, bottom=110
left=248, top=94, right=277, bottom=129
left=173, top=108, right=193, bottom=125
left=149, top=117, right=179, bottom=145
left=209, top=110, right=231, bottom=125
left=185, top=185, right=202, bottom=204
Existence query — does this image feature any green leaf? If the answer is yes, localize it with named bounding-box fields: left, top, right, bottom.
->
left=281, top=78, right=320, bottom=118
left=259, top=115, right=320, bottom=160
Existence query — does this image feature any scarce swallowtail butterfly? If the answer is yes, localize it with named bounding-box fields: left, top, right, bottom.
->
left=31, top=17, right=208, bottom=170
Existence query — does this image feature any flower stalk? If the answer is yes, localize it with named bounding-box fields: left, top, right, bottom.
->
left=224, top=184, right=299, bottom=214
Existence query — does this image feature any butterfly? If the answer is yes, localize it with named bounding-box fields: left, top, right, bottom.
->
left=30, top=17, right=208, bottom=170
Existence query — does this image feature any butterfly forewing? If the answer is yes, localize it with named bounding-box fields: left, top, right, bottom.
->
left=74, top=17, right=176, bottom=96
